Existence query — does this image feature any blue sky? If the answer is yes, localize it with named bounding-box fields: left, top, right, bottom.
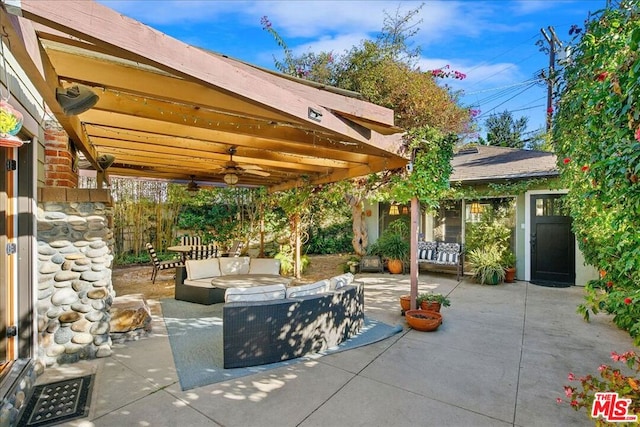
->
left=100, top=0, right=605, bottom=138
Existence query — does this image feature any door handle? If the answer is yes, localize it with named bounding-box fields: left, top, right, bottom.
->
left=530, top=234, right=536, bottom=248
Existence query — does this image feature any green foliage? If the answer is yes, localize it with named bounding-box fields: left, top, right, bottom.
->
left=390, top=126, right=457, bottom=210
left=374, top=218, right=410, bottom=261
left=553, top=1, right=640, bottom=342
left=416, top=292, right=451, bottom=307
left=464, top=203, right=513, bottom=255
left=275, top=245, right=310, bottom=276
left=558, top=351, right=640, bottom=424
left=306, top=221, right=353, bottom=254
left=262, top=5, right=473, bottom=135
left=467, top=244, right=506, bottom=285
left=484, top=110, right=529, bottom=148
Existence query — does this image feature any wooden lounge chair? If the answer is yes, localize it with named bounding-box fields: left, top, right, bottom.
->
left=146, top=242, right=184, bottom=284
left=220, top=240, right=243, bottom=257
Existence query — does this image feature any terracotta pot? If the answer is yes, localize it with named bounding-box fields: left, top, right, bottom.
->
left=420, top=301, right=441, bottom=312
left=504, top=267, right=516, bottom=283
left=405, top=310, right=442, bottom=332
left=400, top=295, right=411, bottom=312
left=387, top=259, right=404, bottom=274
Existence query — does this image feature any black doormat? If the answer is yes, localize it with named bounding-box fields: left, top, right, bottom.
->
left=18, top=374, right=94, bottom=427
left=530, top=280, right=572, bottom=288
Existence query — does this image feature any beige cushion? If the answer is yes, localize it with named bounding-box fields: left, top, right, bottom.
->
left=224, top=284, right=286, bottom=302
left=329, top=273, right=354, bottom=290
left=219, top=257, right=250, bottom=275
left=286, top=280, right=329, bottom=298
left=248, top=258, right=281, bottom=275
left=185, top=258, right=220, bottom=280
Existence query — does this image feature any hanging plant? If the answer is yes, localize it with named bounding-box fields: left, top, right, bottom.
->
left=0, top=99, right=24, bottom=148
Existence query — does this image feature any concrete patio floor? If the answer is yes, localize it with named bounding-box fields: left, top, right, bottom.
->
left=33, top=273, right=636, bottom=426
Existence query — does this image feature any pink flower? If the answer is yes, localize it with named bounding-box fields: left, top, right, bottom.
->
left=568, top=372, right=575, bottom=381
left=612, top=352, right=621, bottom=362
left=581, top=165, right=589, bottom=172
left=564, top=386, right=573, bottom=397
left=563, top=157, right=571, bottom=164
left=598, top=364, right=607, bottom=372
left=635, top=127, right=640, bottom=142
left=556, top=397, right=563, bottom=404
left=625, top=297, right=633, bottom=305
left=570, top=400, right=579, bottom=407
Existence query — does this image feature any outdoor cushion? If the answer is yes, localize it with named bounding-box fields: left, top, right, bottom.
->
left=219, top=256, right=250, bottom=275
left=329, top=273, right=354, bottom=290
left=224, top=284, right=286, bottom=302
left=185, top=258, right=220, bottom=280
left=248, top=258, right=281, bottom=275
left=435, top=251, right=459, bottom=264
left=417, top=241, right=438, bottom=260
left=286, top=280, right=329, bottom=298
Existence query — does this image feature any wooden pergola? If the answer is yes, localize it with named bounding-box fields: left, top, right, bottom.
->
left=1, top=0, right=407, bottom=192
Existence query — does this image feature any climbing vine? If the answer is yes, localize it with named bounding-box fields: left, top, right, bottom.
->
left=553, top=0, right=640, bottom=343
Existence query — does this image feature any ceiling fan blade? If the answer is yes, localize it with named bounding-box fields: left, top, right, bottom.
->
left=245, top=169, right=270, bottom=177
left=241, top=164, right=264, bottom=170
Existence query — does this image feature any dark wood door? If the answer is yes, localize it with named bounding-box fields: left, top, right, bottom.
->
left=530, top=194, right=575, bottom=287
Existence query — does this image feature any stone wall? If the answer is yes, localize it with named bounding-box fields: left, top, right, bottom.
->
left=36, top=188, right=114, bottom=369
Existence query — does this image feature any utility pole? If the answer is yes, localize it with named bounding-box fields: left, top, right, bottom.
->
left=540, top=26, right=562, bottom=133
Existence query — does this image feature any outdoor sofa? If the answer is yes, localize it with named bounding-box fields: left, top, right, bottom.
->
left=174, top=256, right=285, bottom=305
left=222, top=273, right=364, bottom=368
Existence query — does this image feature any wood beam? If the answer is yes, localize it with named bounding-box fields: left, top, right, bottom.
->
left=17, top=0, right=396, bottom=148
left=0, top=11, right=100, bottom=168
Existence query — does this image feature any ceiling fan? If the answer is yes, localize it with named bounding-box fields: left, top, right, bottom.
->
left=214, top=147, right=270, bottom=185
left=186, top=175, right=200, bottom=192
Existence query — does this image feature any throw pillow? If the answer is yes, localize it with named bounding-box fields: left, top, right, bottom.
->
left=248, top=258, right=281, bottom=275
left=219, top=257, right=250, bottom=275
left=329, top=273, right=354, bottom=290
left=224, top=284, right=286, bottom=302
left=286, top=280, right=330, bottom=298
left=185, top=258, right=221, bottom=280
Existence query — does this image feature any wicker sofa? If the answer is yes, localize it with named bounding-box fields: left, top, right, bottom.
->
left=174, top=256, right=285, bottom=305
left=417, top=241, right=464, bottom=280
left=222, top=275, right=364, bottom=368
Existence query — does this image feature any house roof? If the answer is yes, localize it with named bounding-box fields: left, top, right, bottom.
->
left=1, top=0, right=407, bottom=192
left=450, top=145, right=558, bottom=184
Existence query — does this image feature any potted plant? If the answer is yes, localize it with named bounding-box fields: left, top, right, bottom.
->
left=377, top=219, right=409, bottom=274
left=346, top=259, right=359, bottom=274
left=501, top=250, right=516, bottom=283
left=467, top=244, right=506, bottom=285
left=405, top=309, right=442, bottom=331
left=0, top=99, right=24, bottom=148
left=417, top=292, right=451, bottom=312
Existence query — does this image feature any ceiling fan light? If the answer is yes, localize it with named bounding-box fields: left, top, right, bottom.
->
left=224, top=173, right=239, bottom=186
left=186, top=175, right=200, bottom=192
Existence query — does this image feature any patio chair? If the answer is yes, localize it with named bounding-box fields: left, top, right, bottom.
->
left=146, top=242, right=184, bottom=284
left=189, top=244, right=218, bottom=260
left=220, top=240, right=243, bottom=257
left=180, top=235, right=202, bottom=246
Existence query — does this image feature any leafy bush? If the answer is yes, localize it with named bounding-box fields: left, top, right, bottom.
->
left=306, top=221, right=353, bottom=254
left=558, top=351, right=640, bottom=424
left=275, top=245, right=310, bottom=276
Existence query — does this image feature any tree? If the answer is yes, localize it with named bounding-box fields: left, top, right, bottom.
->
left=484, top=110, right=528, bottom=148
left=262, top=5, right=473, bottom=257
